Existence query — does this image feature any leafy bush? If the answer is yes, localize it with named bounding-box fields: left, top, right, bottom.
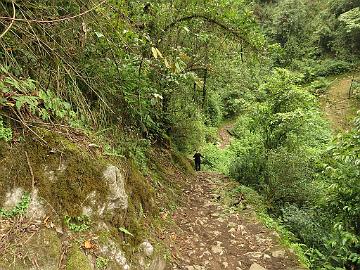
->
left=309, top=77, right=331, bottom=95
left=352, top=81, right=360, bottom=100
left=0, top=117, right=12, bottom=142
left=281, top=205, right=328, bottom=247
left=292, top=59, right=352, bottom=83
left=204, top=93, right=222, bottom=126
left=0, top=67, right=83, bottom=127
left=222, top=90, right=248, bottom=119
left=314, top=60, right=352, bottom=77
left=169, top=105, right=206, bottom=153
left=229, top=134, right=265, bottom=188
left=202, top=143, right=231, bottom=174
left=265, top=148, right=317, bottom=208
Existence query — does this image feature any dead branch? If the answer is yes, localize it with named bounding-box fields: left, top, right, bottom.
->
left=0, top=1, right=15, bottom=39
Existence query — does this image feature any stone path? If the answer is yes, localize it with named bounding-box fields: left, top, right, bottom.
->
left=164, top=172, right=307, bottom=270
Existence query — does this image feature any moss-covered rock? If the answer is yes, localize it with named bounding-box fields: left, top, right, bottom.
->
left=0, top=229, right=62, bottom=270
left=66, top=246, right=92, bottom=270
left=0, top=128, right=109, bottom=216
left=28, top=229, right=62, bottom=269
left=0, top=126, right=190, bottom=270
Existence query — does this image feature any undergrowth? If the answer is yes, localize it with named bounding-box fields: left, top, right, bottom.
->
left=0, top=193, right=31, bottom=218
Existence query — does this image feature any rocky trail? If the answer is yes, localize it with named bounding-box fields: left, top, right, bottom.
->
left=218, top=123, right=235, bottom=149
left=163, top=172, right=307, bottom=270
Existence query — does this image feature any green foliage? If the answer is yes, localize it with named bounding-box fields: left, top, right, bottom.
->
left=202, top=143, right=232, bottom=174
left=0, top=117, right=12, bottom=141
left=281, top=205, right=328, bottom=247
left=352, top=81, right=360, bottom=100
left=308, top=77, right=331, bottom=95
left=169, top=106, right=206, bottom=152
left=118, top=226, right=134, bottom=237
left=228, top=69, right=329, bottom=207
left=1, top=0, right=359, bottom=269
left=64, top=215, right=91, bottom=232
left=204, top=93, right=222, bottom=126
left=339, top=7, right=360, bottom=33
left=313, top=60, right=352, bottom=78
left=229, top=128, right=265, bottom=187
left=0, top=66, right=83, bottom=127
left=0, top=193, right=31, bottom=218
left=95, top=257, right=109, bottom=269
left=222, top=90, right=248, bottom=119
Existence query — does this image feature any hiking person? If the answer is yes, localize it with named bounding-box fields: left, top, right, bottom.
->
left=193, top=151, right=204, bottom=171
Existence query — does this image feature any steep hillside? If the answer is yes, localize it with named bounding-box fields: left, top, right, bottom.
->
left=0, top=126, right=192, bottom=270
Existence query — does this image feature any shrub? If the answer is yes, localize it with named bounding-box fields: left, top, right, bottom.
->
left=281, top=204, right=328, bottom=247
left=314, top=59, right=352, bottom=77
left=0, top=118, right=12, bottom=142
left=202, top=143, right=231, bottom=174
left=204, top=93, right=222, bottom=126
left=309, top=77, right=331, bottom=95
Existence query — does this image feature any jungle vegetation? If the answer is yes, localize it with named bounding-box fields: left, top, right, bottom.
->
left=1, top=0, right=360, bottom=269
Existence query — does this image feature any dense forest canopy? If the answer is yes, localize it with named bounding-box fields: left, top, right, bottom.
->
left=1, top=0, right=360, bottom=269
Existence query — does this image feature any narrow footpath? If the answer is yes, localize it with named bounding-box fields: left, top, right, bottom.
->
left=321, top=72, right=360, bottom=132
left=164, top=172, right=307, bottom=270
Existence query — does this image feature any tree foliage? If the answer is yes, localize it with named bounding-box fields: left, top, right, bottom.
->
left=1, top=0, right=360, bottom=269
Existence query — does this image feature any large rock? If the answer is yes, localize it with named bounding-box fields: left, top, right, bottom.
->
left=1, top=187, right=45, bottom=219
left=2, top=187, right=24, bottom=210
left=103, top=165, right=128, bottom=210
left=81, top=165, right=129, bottom=219
left=272, top=249, right=286, bottom=258
left=249, top=263, right=267, bottom=270
left=98, top=239, right=130, bottom=270
left=27, top=189, right=46, bottom=219
left=66, top=246, right=92, bottom=270
left=139, top=240, right=154, bottom=257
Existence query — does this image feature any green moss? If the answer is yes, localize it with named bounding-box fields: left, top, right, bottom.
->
left=29, top=229, right=62, bottom=268
left=112, top=161, right=156, bottom=247
left=171, top=150, right=194, bottom=174
left=0, top=127, right=189, bottom=269
left=0, top=128, right=109, bottom=216
left=0, top=140, right=9, bottom=159
left=66, top=246, right=92, bottom=270
left=0, top=229, right=62, bottom=270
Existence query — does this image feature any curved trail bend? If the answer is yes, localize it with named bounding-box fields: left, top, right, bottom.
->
left=321, top=72, right=360, bottom=132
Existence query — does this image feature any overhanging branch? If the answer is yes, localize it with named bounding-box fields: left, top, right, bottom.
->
left=163, top=14, right=256, bottom=50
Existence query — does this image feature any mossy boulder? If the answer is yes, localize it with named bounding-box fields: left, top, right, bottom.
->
left=66, top=246, right=92, bottom=270
left=0, top=129, right=117, bottom=219
left=28, top=229, right=62, bottom=269
left=0, top=229, right=62, bottom=270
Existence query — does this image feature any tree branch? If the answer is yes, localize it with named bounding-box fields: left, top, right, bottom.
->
left=0, top=1, right=15, bottom=39
left=163, top=14, right=255, bottom=49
